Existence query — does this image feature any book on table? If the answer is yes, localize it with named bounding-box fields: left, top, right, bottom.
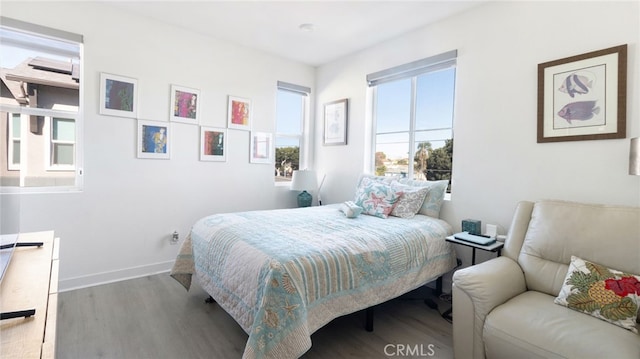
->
left=453, top=231, right=496, bottom=246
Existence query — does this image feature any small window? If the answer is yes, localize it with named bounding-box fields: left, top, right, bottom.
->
left=50, top=117, right=75, bottom=168
left=274, top=81, right=309, bottom=183
left=7, top=113, right=21, bottom=170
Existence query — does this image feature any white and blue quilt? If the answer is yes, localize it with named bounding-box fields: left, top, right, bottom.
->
left=171, top=204, right=455, bottom=359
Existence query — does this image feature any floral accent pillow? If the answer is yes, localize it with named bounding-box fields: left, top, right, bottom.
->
left=554, top=255, right=640, bottom=333
left=354, top=177, right=403, bottom=219
left=389, top=182, right=430, bottom=219
left=396, top=179, right=448, bottom=218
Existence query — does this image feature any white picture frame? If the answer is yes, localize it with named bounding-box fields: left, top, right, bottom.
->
left=250, top=131, right=272, bottom=164
left=137, top=120, right=170, bottom=159
left=227, top=95, right=251, bottom=131
left=200, top=126, right=227, bottom=162
left=170, top=84, right=200, bottom=124
left=99, top=73, right=138, bottom=118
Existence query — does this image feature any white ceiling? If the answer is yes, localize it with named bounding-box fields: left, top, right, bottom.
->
left=106, top=1, right=485, bottom=67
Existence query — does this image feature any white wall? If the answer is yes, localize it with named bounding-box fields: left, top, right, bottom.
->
left=1, top=1, right=315, bottom=290
left=315, top=1, right=640, bottom=266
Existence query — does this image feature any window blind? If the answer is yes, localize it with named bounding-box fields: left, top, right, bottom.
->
left=277, top=81, right=310, bottom=96
left=1, top=17, right=82, bottom=59
left=1, top=16, right=83, bottom=43
left=366, top=49, right=457, bottom=87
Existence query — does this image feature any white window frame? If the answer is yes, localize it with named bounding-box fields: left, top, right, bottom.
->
left=274, top=81, right=311, bottom=186
left=367, top=51, right=456, bottom=188
left=7, top=113, right=22, bottom=171
left=45, top=116, right=76, bottom=171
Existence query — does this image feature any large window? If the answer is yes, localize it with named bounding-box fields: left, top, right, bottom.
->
left=274, top=81, right=309, bottom=183
left=368, top=51, right=456, bottom=191
left=0, top=17, right=82, bottom=190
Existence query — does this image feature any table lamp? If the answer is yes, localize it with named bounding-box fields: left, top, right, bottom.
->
left=630, top=137, right=640, bottom=175
left=291, top=170, right=318, bottom=207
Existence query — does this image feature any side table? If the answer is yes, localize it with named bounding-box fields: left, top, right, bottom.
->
left=442, top=235, right=504, bottom=320
left=446, top=235, right=504, bottom=265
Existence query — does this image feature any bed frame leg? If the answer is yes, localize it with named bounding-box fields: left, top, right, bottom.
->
left=365, top=307, right=374, bottom=332
left=424, top=276, right=443, bottom=310
left=205, top=295, right=215, bottom=304
left=434, top=276, right=443, bottom=296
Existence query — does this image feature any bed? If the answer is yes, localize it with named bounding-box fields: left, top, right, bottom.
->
left=171, top=176, right=456, bottom=359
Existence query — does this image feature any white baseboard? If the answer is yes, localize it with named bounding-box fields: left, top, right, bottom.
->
left=59, top=260, right=174, bottom=292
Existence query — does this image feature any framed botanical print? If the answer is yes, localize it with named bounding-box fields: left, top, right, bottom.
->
left=324, top=98, right=348, bottom=145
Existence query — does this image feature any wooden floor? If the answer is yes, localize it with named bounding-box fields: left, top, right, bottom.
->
left=56, top=274, right=454, bottom=358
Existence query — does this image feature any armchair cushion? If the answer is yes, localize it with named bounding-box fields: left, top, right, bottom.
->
left=484, top=291, right=640, bottom=359
left=554, top=255, right=640, bottom=333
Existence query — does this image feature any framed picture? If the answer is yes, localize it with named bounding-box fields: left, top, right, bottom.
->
left=137, top=120, right=170, bottom=159
left=227, top=96, right=251, bottom=131
left=170, top=85, right=200, bottom=124
left=537, top=44, right=627, bottom=143
left=323, top=98, right=348, bottom=145
left=200, top=126, right=227, bottom=162
left=250, top=131, right=272, bottom=164
left=99, top=73, right=138, bottom=118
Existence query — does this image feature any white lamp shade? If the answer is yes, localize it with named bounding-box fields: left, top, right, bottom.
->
left=630, top=137, right=640, bottom=175
left=291, top=170, right=318, bottom=191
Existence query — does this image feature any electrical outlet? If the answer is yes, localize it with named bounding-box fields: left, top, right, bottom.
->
left=170, top=231, right=179, bottom=245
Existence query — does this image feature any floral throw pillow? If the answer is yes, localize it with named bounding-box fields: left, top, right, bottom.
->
left=554, top=255, right=640, bottom=333
left=396, top=178, right=448, bottom=218
left=390, top=182, right=430, bottom=219
left=354, top=177, right=404, bottom=219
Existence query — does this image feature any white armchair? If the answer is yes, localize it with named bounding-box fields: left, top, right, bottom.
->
left=452, top=200, right=640, bottom=359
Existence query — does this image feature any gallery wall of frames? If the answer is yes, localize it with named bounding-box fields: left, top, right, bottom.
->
left=99, top=72, right=272, bottom=164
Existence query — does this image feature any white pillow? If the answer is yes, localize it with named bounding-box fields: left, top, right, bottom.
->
left=339, top=201, right=363, bottom=218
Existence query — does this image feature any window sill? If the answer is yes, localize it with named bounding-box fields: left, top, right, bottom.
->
left=1, top=186, right=82, bottom=194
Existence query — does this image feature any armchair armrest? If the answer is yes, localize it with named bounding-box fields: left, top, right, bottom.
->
left=452, top=256, right=526, bottom=359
